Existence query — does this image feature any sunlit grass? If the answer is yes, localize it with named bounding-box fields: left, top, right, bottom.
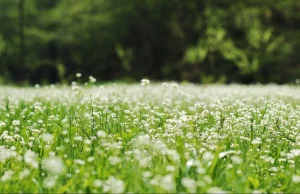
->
left=0, top=81, right=300, bottom=193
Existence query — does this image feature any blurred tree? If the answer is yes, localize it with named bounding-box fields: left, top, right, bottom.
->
left=0, top=0, right=299, bottom=84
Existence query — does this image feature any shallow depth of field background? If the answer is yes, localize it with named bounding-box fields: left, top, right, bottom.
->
left=1, top=1, right=300, bottom=193
left=0, top=0, right=299, bottom=85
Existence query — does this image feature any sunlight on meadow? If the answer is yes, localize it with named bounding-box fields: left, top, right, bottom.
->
left=0, top=81, right=300, bottom=192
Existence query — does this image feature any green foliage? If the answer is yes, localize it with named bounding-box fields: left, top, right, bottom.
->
left=0, top=0, right=299, bottom=84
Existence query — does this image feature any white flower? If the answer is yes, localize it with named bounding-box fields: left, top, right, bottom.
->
left=251, top=138, right=262, bottom=145
left=97, top=130, right=107, bottom=138
left=207, top=187, right=227, bottom=193
left=124, top=110, right=131, bottom=114
left=166, top=165, right=176, bottom=172
left=231, top=155, right=243, bottom=164
left=166, top=150, right=180, bottom=162
left=142, top=171, right=152, bottom=178
left=89, top=76, right=96, bottom=83
left=108, top=156, right=122, bottom=165
left=42, top=133, right=53, bottom=143
left=1, top=170, right=14, bottom=182
left=43, top=156, right=65, bottom=175
left=43, top=176, right=56, bottom=188
left=186, top=159, right=194, bottom=168
left=76, top=73, right=82, bottom=78
left=93, top=179, right=102, bottom=187
left=219, top=150, right=236, bottom=158
left=74, top=135, right=83, bottom=141
left=202, top=151, right=214, bottom=162
left=74, top=159, right=86, bottom=165
left=160, top=174, right=176, bottom=192
left=103, top=176, right=124, bottom=193
left=24, top=150, right=39, bottom=169
left=12, top=120, right=20, bottom=126
left=181, top=177, right=197, bottom=193
left=0, top=121, right=6, bottom=128
left=268, top=167, right=278, bottom=172
left=19, top=169, right=30, bottom=180
left=140, top=79, right=150, bottom=86
left=292, top=175, right=300, bottom=183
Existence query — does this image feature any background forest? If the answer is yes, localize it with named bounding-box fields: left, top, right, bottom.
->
left=0, top=0, right=299, bottom=85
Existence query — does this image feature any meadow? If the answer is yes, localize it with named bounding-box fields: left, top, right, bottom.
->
left=0, top=80, right=300, bottom=193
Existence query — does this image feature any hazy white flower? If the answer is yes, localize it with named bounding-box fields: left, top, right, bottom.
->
left=0, top=121, right=6, bottom=128
left=24, top=150, right=39, bottom=169
left=292, top=175, right=300, bottom=183
left=12, top=120, right=20, bottom=126
left=252, top=190, right=262, bottom=194
left=93, top=179, right=102, bottom=187
left=160, top=174, right=176, bottom=192
left=186, top=159, right=194, bottom=168
left=142, top=171, right=152, bottom=178
left=219, top=150, right=236, bottom=158
left=97, top=130, right=107, bottom=138
left=74, top=135, right=83, bottom=141
left=87, top=157, right=95, bottom=162
left=251, top=138, right=262, bottom=145
left=76, top=73, right=82, bottom=78
left=166, top=150, right=180, bottom=162
left=89, top=76, right=96, bottom=83
left=103, top=176, right=124, bottom=193
left=43, top=156, right=65, bottom=175
left=1, top=170, right=14, bottom=182
left=0, top=146, right=17, bottom=162
left=166, top=165, right=176, bottom=172
left=202, top=151, right=214, bottom=162
left=43, top=176, right=56, bottom=188
left=207, top=187, right=227, bottom=193
left=268, top=167, right=278, bottom=172
left=74, top=159, right=86, bottom=165
left=42, top=133, right=53, bottom=142
left=19, top=169, right=30, bottom=180
left=140, top=79, right=150, bottom=86
left=231, top=155, right=243, bottom=164
left=108, top=156, right=121, bottom=165
left=181, top=177, right=197, bottom=193
left=124, top=110, right=131, bottom=114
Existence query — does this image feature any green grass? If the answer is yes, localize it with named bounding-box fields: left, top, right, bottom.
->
left=0, top=82, right=300, bottom=193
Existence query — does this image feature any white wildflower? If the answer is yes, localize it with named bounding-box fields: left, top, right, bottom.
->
left=140, top=79, right=150, bottom=86
left=251, top=137, right=262, bottom=145
left=43, top=156, right=65, bottom=175
left=181, top=177, right=197, bottom=193
left=76, top=73, right=82, bottom=78
left=19, top=169, right=30, bottom=180
left=97, top=130, right=107, bottom=138
left=74, top=159, right=86, bottom=165
left=1, top=170, right=14, bottom=182
left=0, top=121, right=6, bottom=128
left=202, top=151, right=214, bottom=162
left=160, top=174, right=176, bottom=192
left=89, top=76, right=96, bottom=83
left=103, top=176, right=124, bottom=193
left=292, top=175, right=300, bottom=183
left=93, top=179, right=102, bottom=187
left=231, top=155, right=243, bottom=164
left=12, top=120, right=20, bottom=126
left=42, top=133, right=53, bottom=143
left=43, top=176, right=56, bottom=188
left=207, top=187, right=227, bottom=193
left=108, top=156, right=121, bottom=165
left=24, top=150, right=39, bottom=169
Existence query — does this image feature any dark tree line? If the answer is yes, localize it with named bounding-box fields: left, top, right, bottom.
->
left=0, top=0, right=299, bottom=85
